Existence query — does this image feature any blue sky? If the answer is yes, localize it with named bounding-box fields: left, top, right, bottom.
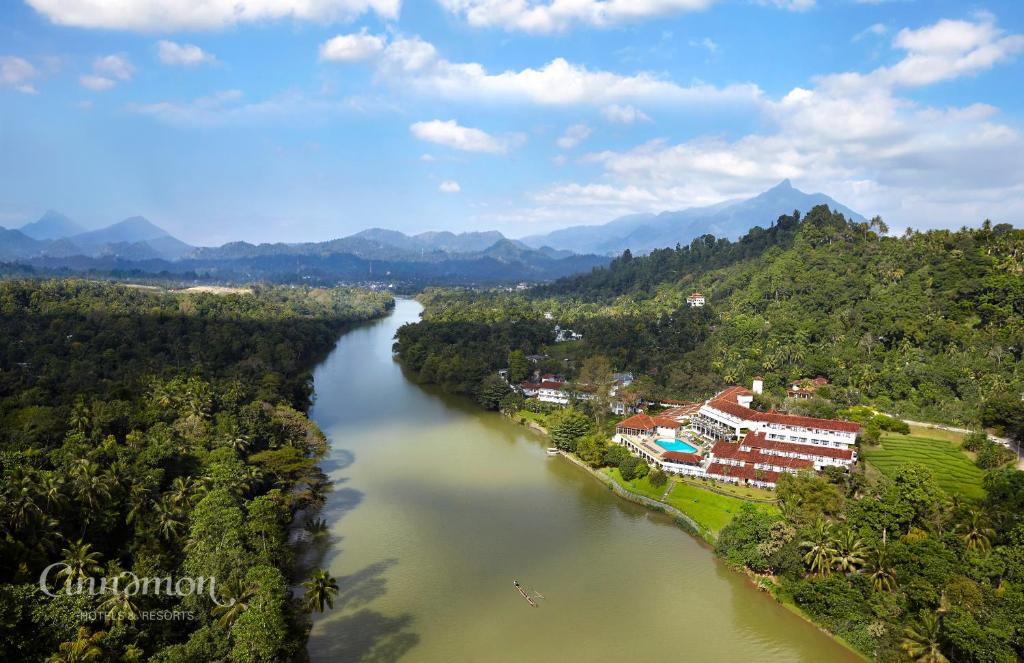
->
left=1, top=0, right=1022, bottom=246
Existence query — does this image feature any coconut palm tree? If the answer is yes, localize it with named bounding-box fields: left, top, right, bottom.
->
left=957, top=509, right=996, bottom=554
left=152, top=498, right=184, bottom=541
left=831, top=527, right=867, bottom=574
left=211, top=578, right=256, bottom=628
left=97, top=590, right=139, bottom=624
left=801, top=518, right=836, bottom=577
left=901, top=612, right=948, bottom=663
left=47, top=627, right=105, bottom=662
left=302, top=568, right=339, bottom=614
left=71, top=460, right=110, bottom=512
left=40, top=475, right=68, bottom=512
left=56, top=540, right=103, bottom=588
left=5, top=477, right=42, bottom=530
left=867, top=532, right=897, bottom=592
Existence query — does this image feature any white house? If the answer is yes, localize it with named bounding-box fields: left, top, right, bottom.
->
left=686, top=292, right=706, bottom=307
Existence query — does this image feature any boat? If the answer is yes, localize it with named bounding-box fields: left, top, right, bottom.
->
left=546, top=448, right=559, bottom=456
left=514, top=580, right=538, bottom=607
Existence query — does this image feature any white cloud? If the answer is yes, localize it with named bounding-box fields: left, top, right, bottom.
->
left=157, top=40, right=215, bottom=66
left=758, top=0, right=815, bottom=11
left=319, top=29, right=386, bottom=62
left=79, top=54, right=134, bottom=91
left=127, top=89, right=378, bottom=127
left=438, top=0, right=716, bottom=33
left=602, top=104, right=651, bottom=124
left=556, top=123, right=591, bottom=149
left=25, top=0, right=400, bottom=31
left=494, top=14, right=1024, bottom=232
left=439, top=180, right=461, bottom=193
left=410, top=119, right=517, bottom=154
left=882, top=14, right=1024, bottom=86
left=94, top=54, right=135, bottom=80
left=852, top=22, right=887, bottom=42
left=689, top=37, right=718, bottom=53
left=378, top=35, right=763, bottom=107
left=0, top=56, right=39, bottom=94
left=420, top=153, right=435, bottom=161
left=79, top=74, right=116, bottom=90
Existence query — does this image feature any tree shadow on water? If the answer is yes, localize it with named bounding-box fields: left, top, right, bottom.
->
left=315, top=559, right=420, bottom=663
left=318, top=609, right=419, bottom=663
left=322, top=486, right=365, bottom=521
left=320, top=448, right=356, bottom=474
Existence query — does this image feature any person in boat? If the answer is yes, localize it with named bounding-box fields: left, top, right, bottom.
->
left=513, top=580, right=520, bottom=588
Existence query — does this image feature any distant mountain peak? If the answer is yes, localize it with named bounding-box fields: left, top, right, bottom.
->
left=20, top=210, right=86, bottom=241
left=773, top=178, right=793, bottom=190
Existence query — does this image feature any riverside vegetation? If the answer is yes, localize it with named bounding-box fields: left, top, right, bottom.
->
left=394, top=207, right=1024, bottom=662
left=0, top=279, right=393, bottom=661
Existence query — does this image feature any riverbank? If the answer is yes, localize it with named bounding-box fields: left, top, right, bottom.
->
left=506, top=411, right=775, bottom=542
left=504, top=410, right=870, bottom=661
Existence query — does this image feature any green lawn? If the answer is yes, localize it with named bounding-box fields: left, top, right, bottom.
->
left=862, top=433, right=986, bottom=501
left=603, top=468, right=779, bottom=536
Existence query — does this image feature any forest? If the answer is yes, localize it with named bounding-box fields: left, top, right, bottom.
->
left=396, top=207, right=1023, bottom=431
left=0, top=279, right=393, bottom=661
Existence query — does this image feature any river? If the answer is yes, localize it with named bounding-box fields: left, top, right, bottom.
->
left=306, top=298, right=862, bottom=663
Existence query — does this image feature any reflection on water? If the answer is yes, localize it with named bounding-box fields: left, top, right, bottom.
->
left=306, top=299, right=862, bottom=663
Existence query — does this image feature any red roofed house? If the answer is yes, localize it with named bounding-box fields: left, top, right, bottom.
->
left=686, top=292, right=706, bottom=307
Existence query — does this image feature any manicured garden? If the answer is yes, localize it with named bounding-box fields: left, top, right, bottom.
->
left=862, top=432, right=987, bottom=500
left=603, top=468, right=779, bottom=536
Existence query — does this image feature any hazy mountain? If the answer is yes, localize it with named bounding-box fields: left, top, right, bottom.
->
left=0, top=227, right=45, bottom=260
left=69, top=216, right=194, bottom=260
left=521, top=180, right=864, bottom=255
left=20, top=210, right=86, bottom=240
left=414, top=230, right=508, bottom=254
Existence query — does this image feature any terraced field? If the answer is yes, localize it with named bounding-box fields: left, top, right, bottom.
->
left=862, top=433, right=986, bottom=501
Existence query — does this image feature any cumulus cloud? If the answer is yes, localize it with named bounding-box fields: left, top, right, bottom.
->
left=438, top=0, right=714, bottom=33
left=319, top=29, right=386, bottom=62
left=375, top=35, right=762, bottom=107
left=602, top=104, right=651, bottom=124
left=852, top=22, right=887, bottom=42
left=496, top=14, right=1024, bottom=232
left=157, top=40, right=215, bottom=66
left=556, top=123, right=591, bottom=149
left=439, top=180, right=461, bottom=193
left=25, top=0, right=400, bottom=31
left=410, top=119, right=517, bottom=154
left=79, top=54, right=134, bottom=91
left=1, top=56, right=39, bottom=94
left=126, top=89, right=377, bottom=127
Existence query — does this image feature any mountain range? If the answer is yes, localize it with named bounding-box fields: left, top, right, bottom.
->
left=521, top=179, right=864, bottom=255
left=0, top=181, right=864, bottom=285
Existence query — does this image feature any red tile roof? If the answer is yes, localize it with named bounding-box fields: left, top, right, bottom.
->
left=740, top=432, right=855, bottom=461
left=711, top=440, right=815, bottom=470
left=702, top=388, right=861, bottom=434
left=617, top=414, right=685, bottom=431
left=662, top=452, right=703, bottom=465
left=538, top=381, right=566, bottom=390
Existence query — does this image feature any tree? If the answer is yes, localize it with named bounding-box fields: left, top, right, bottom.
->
left=211, top=578, right=255, bottom=629
left=476, top=374, right=511, bottom=411
left=957, top=509, right=995, bottom=553
left=801, top=518, right=836, bottom=577
left=549, top=408, right=592, bottom=452
left=901, top=612, right=949, bottom=663
left=302, top=568, right=339, bottom=613
left=648, top=469, right=668, bottom=488
left=830, top=527, right=867, bottom=574
left=56, top=540, right=103, bottom=588
left=507, top=350, right=530, bottom=383
left=46, top=627, right=106, bottom=663
left=867, top=533, right=897, bottom=592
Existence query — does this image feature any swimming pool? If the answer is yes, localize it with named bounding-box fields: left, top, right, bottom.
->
left=655, top=438, right=698, bottom=454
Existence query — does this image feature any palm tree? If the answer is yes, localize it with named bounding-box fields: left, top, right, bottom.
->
left=957, top=509, right=995, bottom=553
left=831, top=527, right=867, bottom=574
left=168, top=476, right=197, bottom=507
left=801, top=518, right=836, bottom=577
left=302, top=568, right=339, bottom=613
left=152, top=498, right=184, bottom=541
left=5, top=478, right=42, bottom=530
left=901, top=612, right=948, bottom=663
left=40, top=475, right=68, bottom=511
left=47, top=627, right=105, bottom=662
left=71, top=460, right=110, bottom=512
left=97, top=590, right=139, bottom=624
left=56, top=540, right=103, bottom=588
left=211, top=578, right=255, bottom=628
left=867, top=537, right=897, bottom=592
